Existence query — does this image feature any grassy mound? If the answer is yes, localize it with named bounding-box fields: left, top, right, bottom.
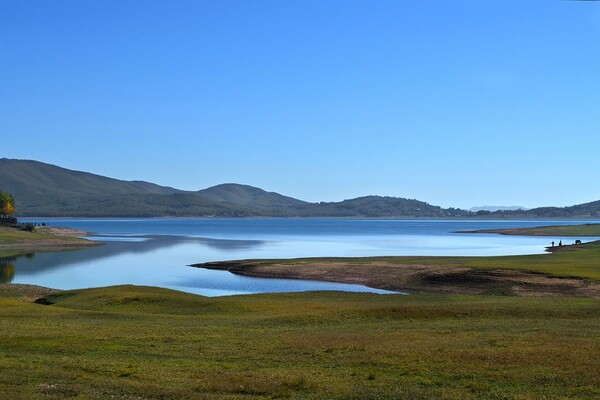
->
left=1, top=285, right=599, bottom=399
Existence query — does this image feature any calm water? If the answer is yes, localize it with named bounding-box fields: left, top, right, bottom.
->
left=3, top=218, right=599, bottom=296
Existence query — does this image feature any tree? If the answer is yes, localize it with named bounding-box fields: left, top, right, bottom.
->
left=0, top=191, right=16, bottom=220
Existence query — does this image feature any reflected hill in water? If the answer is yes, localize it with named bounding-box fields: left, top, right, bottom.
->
left=1, top=235, right=265, bottom=279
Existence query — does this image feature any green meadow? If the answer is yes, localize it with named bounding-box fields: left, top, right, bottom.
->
left=0, top=226, right=75, bottom=246
left=471, top=223, right=600, bottom=237
left=1, top=285, right=599, bottom=399
left=2, top=223, right=600, bottom=398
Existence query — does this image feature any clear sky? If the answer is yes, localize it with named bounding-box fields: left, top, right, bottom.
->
left=1, top=1, right=599, bottom=209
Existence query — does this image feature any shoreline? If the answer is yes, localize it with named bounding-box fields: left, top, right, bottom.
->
left=5, top=221, right=600, bottom=299
left=192, top=240, right=600, bottom=298
left=459, top=223, right=600, bottom=237
left=16, top=216, right=600, bottom=221
left=0, top=225, right=100, bottom=256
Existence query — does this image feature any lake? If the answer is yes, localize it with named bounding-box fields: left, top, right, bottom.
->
left=3, top=218, right=599, bottom=296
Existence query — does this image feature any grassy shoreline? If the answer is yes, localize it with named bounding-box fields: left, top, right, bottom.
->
left=462, top=223, right=600, bottom=237
left=0, top=225, right=98, bottom=258
left=193, top=239, right=600, bottom=298
left=192, top=223, right=600, bottom=298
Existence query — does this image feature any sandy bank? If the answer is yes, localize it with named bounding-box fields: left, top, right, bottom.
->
left=193, top=259, right=600, bottom=298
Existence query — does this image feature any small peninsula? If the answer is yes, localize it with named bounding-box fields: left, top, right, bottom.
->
left=0, top=225, right=98, bottom=257
left=193, top=238, right=600, bottom=298
left=461, top=223, right=600, bottom=237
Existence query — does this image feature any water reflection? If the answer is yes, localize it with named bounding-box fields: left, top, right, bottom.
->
left=7, top=218, right=598, bottom=297
left=3, top=234, right=398, bottom=296
left=0, top=258, right=16, bottom=283
left=8, top=235, right=265, bottom=276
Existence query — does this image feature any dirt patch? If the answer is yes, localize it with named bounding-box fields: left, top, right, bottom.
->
left=0, top=283, right=62, bottom=302
left=410, top=268, right=600, bottom=297
left=40, top=226, right=92, bottom=237
left=194, top=260, right=600, bottom=298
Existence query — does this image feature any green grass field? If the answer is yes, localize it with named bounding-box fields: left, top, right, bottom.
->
left=472, top=223, right=600, bottom=237
left=371, top=239, right=600, bottom=280
left=1, top=285, right=599, bottom=399
left=0, top=226, right=87, bottom=245
left=0, top=226, right=61, bottom=243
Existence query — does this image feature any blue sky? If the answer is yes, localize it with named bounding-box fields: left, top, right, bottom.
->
left=1, top=1, right=600, bottom=209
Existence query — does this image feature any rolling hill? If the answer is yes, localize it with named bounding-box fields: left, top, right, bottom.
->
left=196, top=183, right=309, bottom=209
left=1, top=158, right=597, bottom=218
left=309, top=196, right=461, bottom=218
left=468, top=201, right=600, bottom=219
left=0, top=158, right=180, bottom=198
left=0, top=159, right=469, bottom=217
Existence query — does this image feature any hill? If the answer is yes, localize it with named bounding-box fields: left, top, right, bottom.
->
left=0, top=158, right=180, bottom=198
left=472, top=200, right=600, bottom=219
left=0, top=159, right=469, bottom=217
left=197, top=183, right=310, bottom=211
left=0, top=159, right=263, bottom=217
left=309, top=196, right=465, bottom=218
left=3, top=158, right=598, bottom=218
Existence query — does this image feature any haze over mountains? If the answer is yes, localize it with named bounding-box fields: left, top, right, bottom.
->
left=469, top=206, right=529, bottom=212
left=1, top=159, right=599, bottom=218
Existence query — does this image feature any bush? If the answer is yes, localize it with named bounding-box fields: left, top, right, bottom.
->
left=0, top=216, right=18, bottom=226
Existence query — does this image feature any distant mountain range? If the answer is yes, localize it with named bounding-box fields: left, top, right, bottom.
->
left=1, top=159, right=599, bottom=218
left=0, top=159, right=466, bottom=217
left=469, top=206, right=529, bottom=212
